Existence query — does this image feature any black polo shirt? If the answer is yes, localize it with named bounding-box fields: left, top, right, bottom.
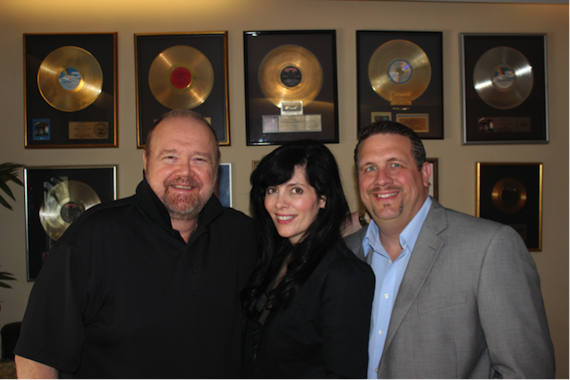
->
left=15, top=179, right=257, bottom=378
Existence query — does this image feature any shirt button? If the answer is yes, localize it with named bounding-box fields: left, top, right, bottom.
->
left=375, top=368, right=379, bottom=372
left=379, top=330, right=384, bottom=335
left=384, top=294, right=389, bottom=299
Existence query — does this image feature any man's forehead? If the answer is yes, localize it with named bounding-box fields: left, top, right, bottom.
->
left=157, top=147, right=213, bottom=157
left=156, top=117, right=207, bottom=132
left=361, top=134, right=411, bottom=151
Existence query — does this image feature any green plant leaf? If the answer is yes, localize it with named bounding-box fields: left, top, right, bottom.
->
left=0, top=163, right=24, bottom=184
left=0, top=272, right=16, bottom=281
left=0, top=179, right=16, bottom=201
left=0, top=196, right=13, bottom=210
left=0, top=162, right=23, bottom=210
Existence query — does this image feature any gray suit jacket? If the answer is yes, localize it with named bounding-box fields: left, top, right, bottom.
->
left=344, top=198, right=555, bottom=378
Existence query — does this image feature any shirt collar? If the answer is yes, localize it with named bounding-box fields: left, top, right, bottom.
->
left=363, top=196, right=432, bottom=258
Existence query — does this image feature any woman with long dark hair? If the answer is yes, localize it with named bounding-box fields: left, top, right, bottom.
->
left=242, top=140, right=374, bottom=378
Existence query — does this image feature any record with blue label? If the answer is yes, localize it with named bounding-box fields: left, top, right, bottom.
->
left=37, top=46, right=103, bottom=112
left=368, top=39, right=431, bottom=107
left=473, top=46, right=533, bottom=110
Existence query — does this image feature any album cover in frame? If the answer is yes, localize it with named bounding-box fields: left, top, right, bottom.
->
left=357, top=31, right=443, bottom=139
left=461, top=34, right=548, bottom=144
left=24, top=166, right=117, bottom=280
left=24, top=33, right=118, bottom=148
left=244, top=30, right=339, bottom=146
left=476, top=162, right=542, bottom=251
left=135, top=32, right=230, bottom=147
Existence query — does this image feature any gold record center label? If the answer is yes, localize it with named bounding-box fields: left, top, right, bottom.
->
left=258, top=45, right=323, bottom=108
left=148, top=45, right=214, bottom=110
left=37, top=46, right=103, bottom=112
left=368, top=40, right=431, bottom=106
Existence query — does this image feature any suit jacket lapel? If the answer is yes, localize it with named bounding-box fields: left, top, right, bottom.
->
left=344, top=227, right=369, bottom=263
left=383, top=199, right=448, bottom=353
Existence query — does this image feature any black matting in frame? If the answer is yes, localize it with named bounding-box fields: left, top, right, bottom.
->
left=461, top=34, right=547, bottom=144
left=135, top=32, right=230, bottom=147
left=476, top=162, right=542, bottom=251
left=24, top=166, right=117, bottom=280
left=357, top=31, right=443, bottom=139
left=24, top=33, right=118, bottom=148
left=244, top=30, right=339, bottom=145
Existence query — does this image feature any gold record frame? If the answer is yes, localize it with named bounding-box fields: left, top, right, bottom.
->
left=24, top=165, right=117, bottom=280
left=476, top=162, right=543, bottom=251
left=357, top=31, right=443, bottom=139
left=24, top=33, right=118, bottom=148
left=244, top=30, right=339, bottom=146
left=135, top=32, right=230, bottom=147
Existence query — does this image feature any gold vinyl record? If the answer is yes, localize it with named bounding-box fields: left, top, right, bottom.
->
left=491, top=177, right=527, bottom=214
left=37, top=46, right=103, bottom=112
left=258, top=45, right=323, bottom=108
left=473, top=47, right=533, bottom=110
left=39, top=180, right=101, bottom=241
left=368, top=40, right=431, bottom=106
left=148, top=45, right=214, bottom=109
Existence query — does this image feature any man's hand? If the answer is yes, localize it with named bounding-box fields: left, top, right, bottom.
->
left=15, top=355, right=58, bottom=379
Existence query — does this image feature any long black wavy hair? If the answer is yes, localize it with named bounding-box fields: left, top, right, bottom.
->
left=242, top=140, right=350, bottom=318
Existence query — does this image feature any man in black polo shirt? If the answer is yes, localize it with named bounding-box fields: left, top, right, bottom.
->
left=15, top=110, right=257, bottom=378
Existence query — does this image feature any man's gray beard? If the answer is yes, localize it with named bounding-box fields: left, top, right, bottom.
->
left=162, top=192, right=206, bottom=221
left=161, top=174, right=217, bottom=221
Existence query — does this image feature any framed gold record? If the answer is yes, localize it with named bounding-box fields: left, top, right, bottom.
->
left=258, top=45, right=323, bottom=108
left=244, top=30, right=339, bottom=146
left=135, top=32, right=230, bottom=147
left=461, top=34, right=547, bottom=144
left=24, top=166, right=117, bottom=280
left=476, top=162, right=543, bottom=251
left=24, top=33, right=118, bottom=148
left=357, top=31, right=443, bottom=139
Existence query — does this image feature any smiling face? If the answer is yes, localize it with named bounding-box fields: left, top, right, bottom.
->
left=357, top=133, right=431, bottom=234
left=143, top=117, right=218, bottom=221
left=264, top=165, right=326, bottom=245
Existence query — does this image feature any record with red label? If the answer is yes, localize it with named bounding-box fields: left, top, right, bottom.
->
left=148, top=45, right=214, bottom=109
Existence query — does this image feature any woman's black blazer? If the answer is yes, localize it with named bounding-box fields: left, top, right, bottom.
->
left=253, top=241, right=375, bottom=378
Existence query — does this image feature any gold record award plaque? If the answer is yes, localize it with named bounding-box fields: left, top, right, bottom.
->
left=148, top=45, right=214, bottom=109
left=37, top=46, right=103, bottom=112
left=258, top=44, right=323, bottom=108
left=368, top=39, right=431, bottom=106
left=39, top=180, right=101, bottom=241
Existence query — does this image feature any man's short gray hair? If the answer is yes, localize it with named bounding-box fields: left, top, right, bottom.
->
left=144, top=109, right=220, bottom=163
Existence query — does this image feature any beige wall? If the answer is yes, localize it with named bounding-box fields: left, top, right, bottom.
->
left=0, top=0, right=567, bottom=376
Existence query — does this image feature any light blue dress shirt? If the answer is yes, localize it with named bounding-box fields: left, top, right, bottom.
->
left=364, top=197, right=432, bottom=378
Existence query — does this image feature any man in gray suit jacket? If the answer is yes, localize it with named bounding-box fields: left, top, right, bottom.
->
left=344, top=120, right=554, bottom=378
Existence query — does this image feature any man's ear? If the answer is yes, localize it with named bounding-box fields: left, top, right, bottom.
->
left=421, top=161, right=431, bottom=189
